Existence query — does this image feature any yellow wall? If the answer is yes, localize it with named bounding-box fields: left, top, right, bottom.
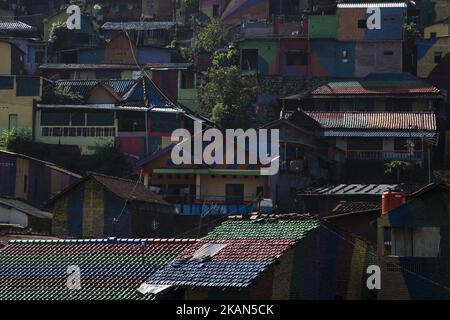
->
left=0, top=76, right=42, bottom=132
left=424, top=23, right=449, bottom=39
left=200, top=175, right=265, bottom=202
left=417, top=37, right=450, bottom=78
left=0, top=41, right=11, bottom=74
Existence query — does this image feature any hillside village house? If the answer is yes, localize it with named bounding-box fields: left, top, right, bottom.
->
left=0, top=75, right=42, bottom=133
left=35, top=75, right=206, bottom=157
left=39, top=63, right=199, bottom=111
left=0, top=214, right=376, bottom=300
left=378, top=183, right=450, bottom=300
left=48, top=173, right=176, bottom=239
left=0, top=150, right=81, bottom=207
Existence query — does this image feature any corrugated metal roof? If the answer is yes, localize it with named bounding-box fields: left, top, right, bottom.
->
left=331, top=201, right=381, bottom=215
left=321, top=130, right=436, bottom=137
left=299, top=183, right=424, bottom=196
left=0, top=197, right=52, bottom=219
left=0, top=21, right=36, bottom=32
left=306, top=112, right=437, bottom=131
left=101, top=21, right=176, bottom=31
left=337, top=3, right=407, bottom=8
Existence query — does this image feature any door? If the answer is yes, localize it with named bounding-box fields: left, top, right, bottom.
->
left=226, top=184, right=244, bottom=204
left=8, top=114, right=17, bottom=130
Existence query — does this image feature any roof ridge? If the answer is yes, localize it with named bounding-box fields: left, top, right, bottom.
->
left=7, top=238, right=199, bottom=245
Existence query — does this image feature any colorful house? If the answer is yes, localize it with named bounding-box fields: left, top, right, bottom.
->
left=416, top=18, right=450, bottom=91
left=35, top=76, right=205, bottom=157
left=0, top=214, right=375, bottom=300
left=378, top=183, right=450, bottom=299
left=0, top=20, right=47, bottom=75
left=141, top=214, right=376, bottom=300
left=282, top=74, right=444, bottom=113
left=134, top=142, right=270, bottom=220
left=0, top=150, right=81, bottom=207
left=48, top=172, right=176, bottom=239
left=262, top=111, right=346, bottom=211
left=0, top=40, right=25, bottom=75
left=0, top=75, right=42, bottom=133
left=0, top=237, right=197, bottom=300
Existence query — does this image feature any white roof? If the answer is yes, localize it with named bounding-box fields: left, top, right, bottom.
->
left=337, top=3, right=407, bottom=8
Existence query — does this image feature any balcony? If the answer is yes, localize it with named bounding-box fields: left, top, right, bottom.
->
left=346, top=150, right=424, bottom=161
left=41, top=127, right=116, bottom=138
left=162, top=195, right=258, bottom=216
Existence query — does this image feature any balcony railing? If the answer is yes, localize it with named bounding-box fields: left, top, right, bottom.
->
left=160, top=194, right=258, bottom=216
left=41, top=127, right=116, bottom=138
left=346, top=150, right=424, bottom=161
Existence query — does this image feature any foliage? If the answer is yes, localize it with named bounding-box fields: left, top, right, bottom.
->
left=0, top=128, right=32, bottom=151
left=194, top=18, right=228, bottom=54
left=384, top=161, right=412, bottom=183
left=212, top=48, right=239, bottom=68
left=88, top=141, right=131, bottom=177
left=42, top=86, right=84, bottom=104
left=198, top=62, right=256, bottom=129
left=49, top=21, right=69, bottom=42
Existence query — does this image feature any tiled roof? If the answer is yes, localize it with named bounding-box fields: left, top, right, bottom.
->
left=0, top=21, right=36, bottom=32
left=101, top=21, right=176, bottom=31
left=309, top=76, right=440, bottom=96
left=0, top=197, right=52, bottom=219
left=53, top=79, right=136, bottom=98
left=143, top=215, right=321, bottom=289
left=0, top=238, right=196, bottom=300
left=331, top=201, right=381, bottom=215
left=305, top=112, right=437, bottom=131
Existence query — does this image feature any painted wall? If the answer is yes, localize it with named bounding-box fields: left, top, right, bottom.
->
left=308, top=15, right=338, bottom=39
left=417, top=37, right=450, bottom=78
left=105, top=34, right=138, bottom=64
left=279, top=38, right=309, bottom=76
left=239, top=39, right=279, bottom=75
left=378, top=187, right=450, bottom=300
left=221, top=0, right=268, bottom=25
left=337, top=7, right=406, bottom=42
left=0, top=151, right=80, bottom=207
left=310, top=40, right=355, bottom=77
left=0, top=76, right=42, bottom=133
left=0, top=41, right=12, bottom=74
left=424, top=22, right=449, bottom=39
left=138, top=47, right=171, bottom=64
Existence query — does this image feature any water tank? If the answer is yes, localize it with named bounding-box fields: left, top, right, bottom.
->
left=382, top=191, right=406, bottom=215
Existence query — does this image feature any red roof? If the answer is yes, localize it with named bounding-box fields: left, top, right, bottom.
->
left=305, top=112, right=437, bottom=131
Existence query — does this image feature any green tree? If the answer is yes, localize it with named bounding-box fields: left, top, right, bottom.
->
left=42, top=86, right=84, bottom=104
left=384, top=161, right=412, bottom=183
left=198, top=52, right=256, bottom=129
left=194, top=18, right=228, bottom=54
left=0, top=128, right=32, bottom=152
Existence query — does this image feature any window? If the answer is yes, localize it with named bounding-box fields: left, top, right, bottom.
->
left=357, top=19, right=367, bottom=28
left=41, top=111, right=70, bottom=126
left=23, top=175, right=28, bottom=194
left=212, top=4, right=219, bottom=17
left=394, top=138, right=422, bottom=151
left=8, top=114, right=17, bottom=130
left=118, top=111, right=146, bottom=132
left=16, top=77, right=40, bottom=96
left=434, top=51, right=442, bottom=63
left=430, top=32, right=437, bottom=38
left=347, top=138, right=383, bottom=151
left=256, top=186, right=264, bottom=198
left=241, top=49, right=258, bottom=71
left=286, top=51, right=308, bottom=66
left=226, top=184, right=244, bottom=204
left=151, top=112, right=179, bottom=132
left=71, top=112, right=85, bottom=126
left=180, top=71, right=195, bottom=89
left=86, top=111, right=115, bottom=126
left=387, top=227, right=440, bottom=257
left=384, top=50, right=394, bottom=56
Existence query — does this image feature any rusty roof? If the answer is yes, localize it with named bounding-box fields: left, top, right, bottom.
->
left=305, top=111, right=437, bottom=131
